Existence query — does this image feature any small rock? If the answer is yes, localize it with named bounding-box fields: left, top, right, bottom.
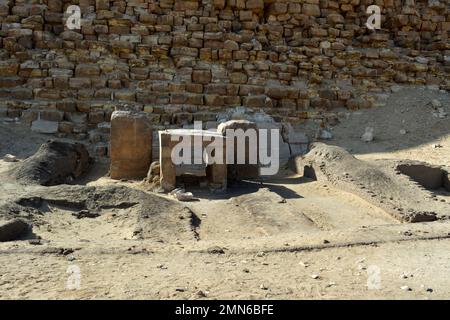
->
left=431, top=99, right=442, bottom=108
left=207, top=246, right=225, bottom=254
left=72, top=210, right=99, bottom=219
left=299, top=261, right=309, bottom=267
left=28, top=239, right=42, bottom=245
left=316, top=128, right=333, bottom=140
left=311, top=274, right=320, bottom=279
left=197, top=290, right=207, bottom=297
left=243, top=268, right=250, bottom=273
left=361, top=127, right=374, bottom=142
left=62, top=248, right=74, bottom=256
left=399, top=129, right=407, bottom=135
left=174, top=191, right=195, bottom=201
left=260, top=284, right=268, bottom=290
left=170, top=188, right=196, bottom=202
left=3, top=154, right=17, bottom=162
left=391, top=85, right=402, bottom=93
left=400, top=285, right=412, bottom=291
left=433, top=144, right=443, bottom=148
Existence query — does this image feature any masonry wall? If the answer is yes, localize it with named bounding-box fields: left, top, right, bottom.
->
left=0, top=0, right=449, bottom=142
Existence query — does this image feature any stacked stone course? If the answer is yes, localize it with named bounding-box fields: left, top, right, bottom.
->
left=0, top=0, right=448, bottom=146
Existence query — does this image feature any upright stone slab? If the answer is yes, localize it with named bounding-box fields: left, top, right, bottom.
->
left=281, top=123, right=309, bottom=156
left=110, top=111, right=152, bottom=179
left=257, top=122, right=289, bottom=176
left=217, top=120, right=259, bottom=181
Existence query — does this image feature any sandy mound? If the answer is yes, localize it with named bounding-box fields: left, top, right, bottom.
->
left=5, top=140, right=91, bottom=186
left=1, top=185, right=200, bottom=243
left=291, top=143, right=449, bottom=222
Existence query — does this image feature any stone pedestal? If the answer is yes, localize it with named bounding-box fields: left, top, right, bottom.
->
left=159, top=129, right=227, bottom=191
left=110, top=111, right=152, bottom=179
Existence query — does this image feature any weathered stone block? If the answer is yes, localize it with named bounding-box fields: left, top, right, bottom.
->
left=75, top=64, right=100, bottom=77
left=192, top=70, right=212, bottom=84
left=0, top=62, right=19, bottom=76
left=217, top=120, right=259, bottom=181
left=302, top=3, right=321, bottom=17
left=110, top=111, right=153, bottom=180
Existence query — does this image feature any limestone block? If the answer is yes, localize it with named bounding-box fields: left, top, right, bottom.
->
left=257, top=122, right=289, bottom=174
left=110, top=111, right=153, bottom=180
left=217, top=120, right=259, bottom=181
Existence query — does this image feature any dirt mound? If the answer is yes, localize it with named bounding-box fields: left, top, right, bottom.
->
left=231, top=188, right=319, bottom=233
left=6, top=185, right=199, bottom=243
left=6, top=140, right=91, bottom=186
left=291, top=143, right=449, bottom=222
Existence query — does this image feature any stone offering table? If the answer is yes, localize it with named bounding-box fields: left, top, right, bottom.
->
left=159, top=129, right=227, bottom=191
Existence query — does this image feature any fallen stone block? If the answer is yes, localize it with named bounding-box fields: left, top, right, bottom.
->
left=3, top=154, right=17, bottom=162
